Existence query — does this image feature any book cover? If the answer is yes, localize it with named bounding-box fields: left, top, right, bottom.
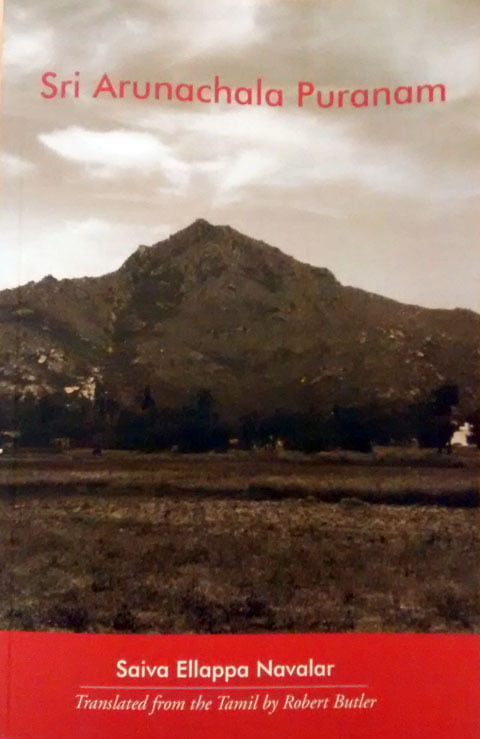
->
left=1, top=1, right=479, bottom=736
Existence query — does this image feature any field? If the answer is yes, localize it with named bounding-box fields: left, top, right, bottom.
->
left=0, top=448, right=478, bottom=633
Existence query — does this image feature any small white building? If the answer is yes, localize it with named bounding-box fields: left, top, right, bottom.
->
left=451, top=422, right=473, bottom=447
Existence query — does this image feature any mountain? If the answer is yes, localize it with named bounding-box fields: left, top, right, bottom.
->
left=0, top=219, right=478, bottom=420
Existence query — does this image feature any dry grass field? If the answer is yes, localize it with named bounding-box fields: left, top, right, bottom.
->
left=0, top=448, right=478, bottom=634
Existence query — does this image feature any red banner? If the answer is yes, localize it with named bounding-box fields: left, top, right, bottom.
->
left=0, top=632, right=478, bottom=738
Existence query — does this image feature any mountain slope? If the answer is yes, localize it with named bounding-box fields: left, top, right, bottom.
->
left=0, top=219, right=478, bottom=418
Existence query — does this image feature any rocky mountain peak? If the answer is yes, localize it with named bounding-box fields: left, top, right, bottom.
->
left=0, top=221, right=478, bottom=421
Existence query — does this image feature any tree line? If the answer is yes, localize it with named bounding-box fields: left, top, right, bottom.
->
left=1, top=383, right=478, bottom=453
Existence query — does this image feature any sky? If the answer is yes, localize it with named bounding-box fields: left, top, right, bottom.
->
left=2, top=0, right=480, bottom=311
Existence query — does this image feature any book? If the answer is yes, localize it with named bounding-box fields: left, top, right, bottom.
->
left=1, top=1, right=479, bottom=736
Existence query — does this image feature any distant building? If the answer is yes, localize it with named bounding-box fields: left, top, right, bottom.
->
left=451, top=422, right=473, bottom=447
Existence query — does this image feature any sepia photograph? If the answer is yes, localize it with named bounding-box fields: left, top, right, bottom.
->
left=1, top=0, right=479, bottom=637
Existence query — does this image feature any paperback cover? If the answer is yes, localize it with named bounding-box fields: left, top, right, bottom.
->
left=1, top=1, right=479, bottom=737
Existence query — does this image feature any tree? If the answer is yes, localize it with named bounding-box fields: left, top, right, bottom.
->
left=178, top=389, right=229, bottom=453
left=415, top=384, right=459, bottom=453
left=333, top=406, right=372, bottom=453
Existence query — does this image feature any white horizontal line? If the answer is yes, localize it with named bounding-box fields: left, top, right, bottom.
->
left=79, top=685, right=368, bottom=691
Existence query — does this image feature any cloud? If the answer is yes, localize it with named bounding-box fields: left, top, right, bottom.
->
left=2, top=153, right=36, bottom=177
left=38, top=126, right=189, bottom=186
left=129, top=107, right=424, bottom=204
left=4, top=28, right=55, bottom=73
left=126, top=98, right=480, bottom=206
left=6, top=0, right=480, bottom=97
left=254, top=0, right=480, bottom=97
left=4, top=0, right=264, bottom=83
left=3, top=5, right=56, bottom=75
left=157, top=0, right=263, bottom=65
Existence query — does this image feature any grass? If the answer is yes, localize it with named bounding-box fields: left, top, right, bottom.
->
left=0, top=448, right=478, bottom=633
